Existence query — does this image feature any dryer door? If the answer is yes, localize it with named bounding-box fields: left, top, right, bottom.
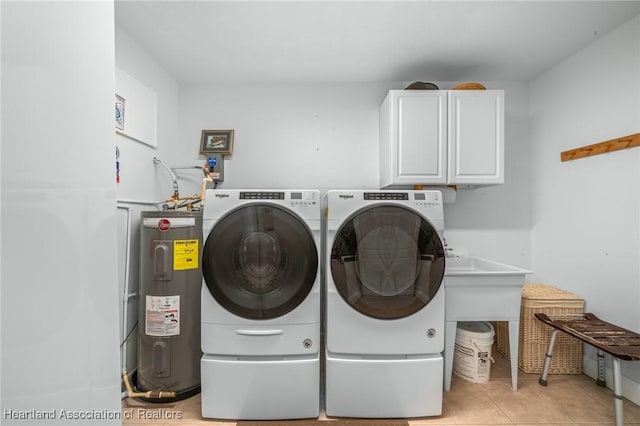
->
left=202, top=204, right=318, bottom=320
left=331, top=205, right=445, bottom=319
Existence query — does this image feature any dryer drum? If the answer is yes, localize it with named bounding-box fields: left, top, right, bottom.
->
left=331, top=205, right=445, bottom=320
left=235, top=230, right=284, bottom=292
left=202, top=204, right=318, bottom=320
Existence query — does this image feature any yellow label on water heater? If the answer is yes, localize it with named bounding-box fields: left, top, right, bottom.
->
left=173, top=239, right=199, bottom=270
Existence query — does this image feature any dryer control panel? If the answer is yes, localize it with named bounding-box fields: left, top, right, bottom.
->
left=364, top=192, right=409, bottom=201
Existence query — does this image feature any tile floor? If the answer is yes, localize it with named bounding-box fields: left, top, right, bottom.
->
left=122, top=354, right=640, bottom=425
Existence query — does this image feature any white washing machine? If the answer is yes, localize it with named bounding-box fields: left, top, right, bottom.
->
left=324, top=190, right=446, bottom=418
left=200, top=190, right=321, bottom=420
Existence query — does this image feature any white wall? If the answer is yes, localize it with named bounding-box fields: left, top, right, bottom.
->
left=177, top=82, right=389, bottom=193
left=115, top=28, right=182, bottom=203
left=1, top=2, right=121, bottom=424
left=114, top=26, right=182, bottom=376
left=530, top=15, right=640, bottom=401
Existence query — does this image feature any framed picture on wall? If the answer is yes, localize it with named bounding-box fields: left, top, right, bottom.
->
left=115, top=94, right=125, bottom=130
left=200, top=129, right=234, bottom=155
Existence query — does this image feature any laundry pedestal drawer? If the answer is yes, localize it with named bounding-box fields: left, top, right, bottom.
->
left=325, top=350, right=443, bottom=418
left=201, top=354, right=319, bottom=420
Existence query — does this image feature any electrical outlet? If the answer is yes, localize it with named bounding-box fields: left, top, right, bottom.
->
left=207, top=155, right=224, bottom=182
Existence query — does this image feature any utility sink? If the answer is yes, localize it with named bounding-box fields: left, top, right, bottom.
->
left=445, top=256, right=532, bottom=276
left=444, top=256, right=532, bottom=306
left=443, top=255, right=533, bottom=392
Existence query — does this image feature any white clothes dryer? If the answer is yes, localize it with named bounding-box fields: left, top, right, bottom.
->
left=200, top=190, right=321, bottom=420
left=324, top=190, right=446, bottom=418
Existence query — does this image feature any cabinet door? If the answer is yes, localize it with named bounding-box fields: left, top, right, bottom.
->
left=380, top=91, right=447, bottom=187
left=448, top=90, right=504, bottom=185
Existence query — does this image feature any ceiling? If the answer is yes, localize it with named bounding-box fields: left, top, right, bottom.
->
left=115, top=1, right=640, bottom=84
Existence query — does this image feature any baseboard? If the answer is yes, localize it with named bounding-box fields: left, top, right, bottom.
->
left=583, top=355, right=640, bottom=405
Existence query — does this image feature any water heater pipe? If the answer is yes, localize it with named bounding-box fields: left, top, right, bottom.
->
left=166, top=194, right=203, bottom=210
left=200, top=174, right=213, bottom=205
left=122, top=370, right=176, bottom=400
left=153, top=157, right=179, bottom=200
left=153, top=159, right=213, bottom=210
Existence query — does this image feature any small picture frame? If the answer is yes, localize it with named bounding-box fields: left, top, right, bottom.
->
left=115, top=94, right=125, bottom=130
left=200, top=129, right=234, bottom=155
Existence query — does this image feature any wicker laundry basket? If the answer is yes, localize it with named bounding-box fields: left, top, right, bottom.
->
left=494, top=284, right=584, bottom=374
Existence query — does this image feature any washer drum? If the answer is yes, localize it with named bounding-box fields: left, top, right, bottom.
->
left=138, top=210, right=202, bottom=401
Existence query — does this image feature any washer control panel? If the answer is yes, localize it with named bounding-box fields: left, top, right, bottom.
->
left=362, top=191, right=441, bottom=207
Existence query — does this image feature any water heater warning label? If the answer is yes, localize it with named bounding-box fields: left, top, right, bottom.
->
left=173, top=239, right=199, bottom=270
left=145, top=295, right=180, bottom=336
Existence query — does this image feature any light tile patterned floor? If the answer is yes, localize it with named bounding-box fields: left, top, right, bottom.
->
left=122, top=354, right=640, bottom=425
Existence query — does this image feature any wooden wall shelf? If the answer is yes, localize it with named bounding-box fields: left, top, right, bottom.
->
left=561, top=132, right=640, bottom=162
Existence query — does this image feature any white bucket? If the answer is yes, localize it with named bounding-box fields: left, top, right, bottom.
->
left=453, top=321, right=495, bottom=384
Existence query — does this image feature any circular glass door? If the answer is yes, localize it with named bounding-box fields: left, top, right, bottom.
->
left=330, top=205, right=445, bottom=319
left=203, top=204, right=318, bottom=320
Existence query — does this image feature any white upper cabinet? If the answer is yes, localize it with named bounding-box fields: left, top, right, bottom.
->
left=380, top=90, right=448, bottom=187
left=448, top=90, right=504, bottom=185
left=379, top=89, right=504, bottom=188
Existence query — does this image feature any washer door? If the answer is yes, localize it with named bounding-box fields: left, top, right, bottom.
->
left=202, top=204, right=318, bottom=320
left=330, top=205, right=445, bottom=319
